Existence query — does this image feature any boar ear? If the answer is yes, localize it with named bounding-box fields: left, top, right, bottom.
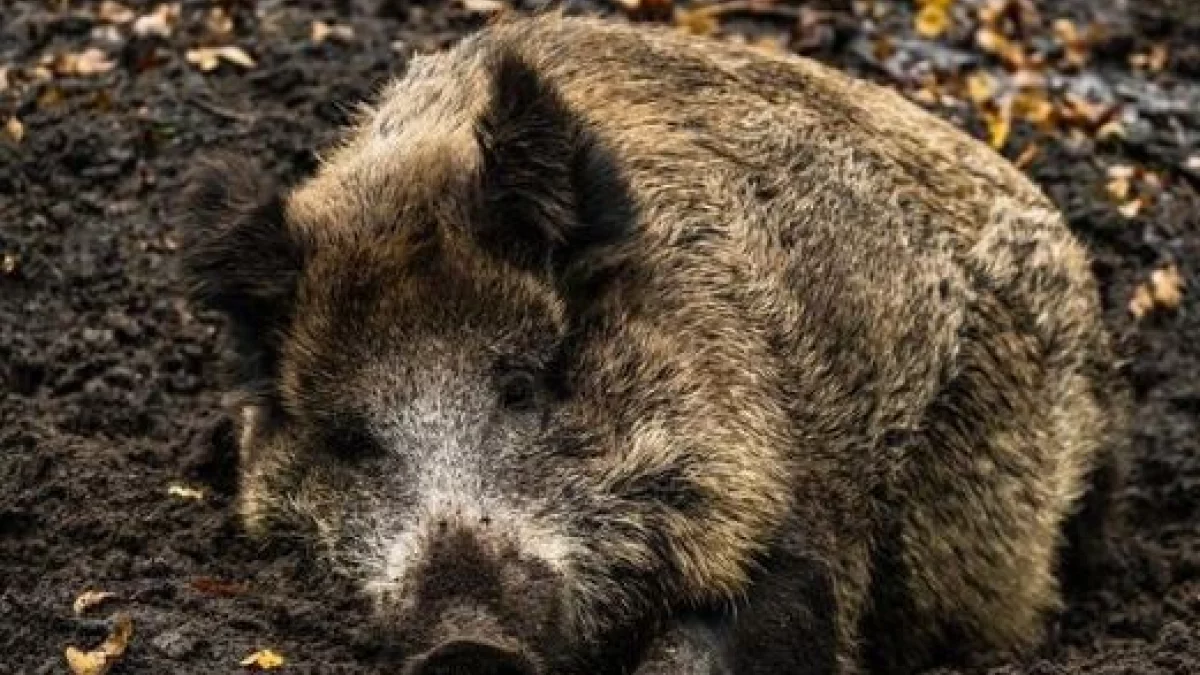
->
left=474, top=49, right=634, bottom=272
left=179, top=154, right=304, bottom=393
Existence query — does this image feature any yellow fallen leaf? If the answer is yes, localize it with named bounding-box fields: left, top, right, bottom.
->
left=65, top=613, right=133, bottom=675
left=98, top=0, right=135, bottom=24
left=965, top=71, right=995, bottom=104
left=1118, top=198, right=1143, bottom=219
left=1105, top=176, right=1130, bottom=201
left=1097, top=119, right=1125, bottom=140
left=186, top=46, right=256, bottom=72
left=1060, top=93, right=1110, bottom=127
left=133, top=4, right=180, bottom=39
left=616, top=0, right=674, bottom=14
left=55, top=49, right=117, bottom=77
left=73, top=590, right=118, bottom=616
left=1107, top=164, right=1136, bottom=180
left=1013, top=143, right=1040, bottom=170
left=311, top=20, right=356, bottom=44
left=1130, top=265, right=1185, bottom=319
left=462, top=0, right=507, bottom=11
left=1, top=253, right=19, bottom=276
left=207, top=7, right=233, bottom=37
left=167, top=484, right=205, bottom=500
left=241, top=649, right=286, bottom=670
left=1148, top=43, right=1169, bottom=73
left=1011, top=68, right=1046, bottom=90
left=4, top=117, right=23, bottom=143
left=915, top=4, right=950, bottom=39
left=983, top=108, right=1011, bottom=150
left=1150, top=265, right=1185, bottom=310
left=1128, top=284, right=1154, bottom=319
left=977, top=0, right=1008, bottom=25
left=674, top=8, right=718, bottom=36
left=1012, top=91, right=1055, bottom=127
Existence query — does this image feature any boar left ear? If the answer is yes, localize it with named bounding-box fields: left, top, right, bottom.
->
left=179, top=154, right=305, bottom=393
left=473, top=49, right=634, bottom=272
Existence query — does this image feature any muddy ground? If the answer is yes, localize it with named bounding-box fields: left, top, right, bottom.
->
left=1, top=0, right=1198, bottom=673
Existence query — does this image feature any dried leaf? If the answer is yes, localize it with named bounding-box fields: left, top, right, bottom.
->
left=1, top=252, right=19, bottom=276
left=55, top=49, right=117, bottom=77
left=311, top=21, right=356, bottom=44
left=1128, top=284, right=1154, bottom=319
left=0, top=66, right=8, bottom=93
left=983, top=108, right=1011, bottom=150
left=207, top=8, right=234, bottom=38
left=167, top=484, right=205, bottom=500
left=1105, top=176, right=1131, bottom=201
left=215, top=46, right=255, bottom=69
left=675, top=8, right=718, bottom=36
left=1060, top=93, right=1110, bottom=127
left=965, top=71, right=995, bottom=104
left=1011, top=68, right=1046, bottom=90
left=73, top=590, right=118, bottom=616
left=616, top=0, right=673, bottom=15
left=977, top=0, right=1009, bottom=26
left=133, top=4, right=179, bottom=39
left=1130, top=265, right=1185, bottom=318
left=1150, top=265, right=1185, bottom=310
left=1107, top=164, right=1137, bottom=180
left=976, top=28, right=1023, bottom=67
left=1096, top=119, right=1125, bottom=140
left=186, top=46, right=256, bottom=72
left=1053, top=18, right=1090, bottom=67
left=190, top=576, right=247, bottom=597
left=65, top=613, right=133, bottom=675
left=1013, top=143, right=1040, bottom=169
left=98, top=0, right=135, bottom=24
left=915, top=5, right=950, bottom=39
left=462, top=0, right=507, bottom=12
left=1148, top=43, right=1169, bottom=73
left=1012, top=92, right=1055, bottom=127
left=4, top=117, right=23, bottom=143
left=1118, top=198, right=1143, bottom=219
left=241, top=649, right=286, bottom=670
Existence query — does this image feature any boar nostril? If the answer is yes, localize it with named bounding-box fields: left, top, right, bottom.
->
left=407, top=638, right=538, bottom=675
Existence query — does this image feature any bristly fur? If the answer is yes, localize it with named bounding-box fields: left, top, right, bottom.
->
left=180, top=13, right=1129, bottom=675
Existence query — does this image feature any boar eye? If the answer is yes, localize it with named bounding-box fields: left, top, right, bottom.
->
left=497, top=369, right=539, bottom=412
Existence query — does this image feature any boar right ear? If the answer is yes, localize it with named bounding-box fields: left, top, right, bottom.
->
left=179, top=154, right=304, bottom=393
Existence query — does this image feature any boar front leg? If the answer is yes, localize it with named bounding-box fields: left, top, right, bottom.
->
left=635, top=549, right=842, bottom=675
left=634, top=621, right=733, bottom=675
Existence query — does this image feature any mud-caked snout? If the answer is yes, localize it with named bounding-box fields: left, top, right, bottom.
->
left=379, top=522, right=565, bottom=675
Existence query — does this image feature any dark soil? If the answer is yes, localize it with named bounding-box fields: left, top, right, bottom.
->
left=1, top=1, right=1197, bottom=673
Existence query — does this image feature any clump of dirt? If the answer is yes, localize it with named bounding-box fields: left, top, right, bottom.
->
left=1, top=1, right=1197, bottom=673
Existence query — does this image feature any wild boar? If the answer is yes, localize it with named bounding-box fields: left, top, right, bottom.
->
left=180, top=12, right=1128, bottom=675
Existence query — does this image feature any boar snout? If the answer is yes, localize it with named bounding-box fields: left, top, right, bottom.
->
left=405, top=637, right=539, bottom=675
left=383, top=523, right=562, bottom=674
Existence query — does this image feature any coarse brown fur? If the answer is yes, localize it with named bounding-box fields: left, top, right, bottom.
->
left=179, top=12, right=1129, bottom=675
